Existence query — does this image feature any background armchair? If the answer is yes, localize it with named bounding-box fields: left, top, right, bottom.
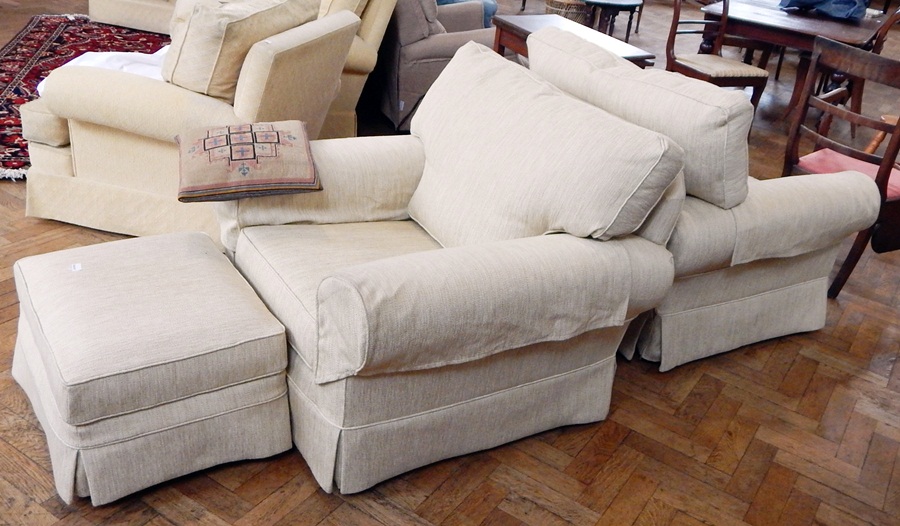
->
left=22, top=12, right=359, bottom=241
left=378, top=0, right=495, bottom=130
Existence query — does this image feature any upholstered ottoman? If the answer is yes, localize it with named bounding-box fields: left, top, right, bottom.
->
left=11, top=232, right=291, bottom=505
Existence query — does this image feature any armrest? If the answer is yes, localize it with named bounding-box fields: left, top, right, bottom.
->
left=731, top=172, right=880, bottom=265
left=402, top=28, right=494, bottom=61
left=437, top=1, right=483, bottom=32
left=215, top=135, right=425, bottom=251
left=344, top=35, right=378, bottom=75
left=314, top=234, right=673, bottom=383
left=668, top=172, right=880, bottom=276
left=40, top=66, right=240, bottom=143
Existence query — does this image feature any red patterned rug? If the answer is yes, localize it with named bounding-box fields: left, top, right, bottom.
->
left=0, top=14, right=169, bottom=180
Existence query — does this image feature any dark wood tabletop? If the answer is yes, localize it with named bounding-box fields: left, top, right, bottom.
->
left=702, top=0, right=885, bottom=51
left=492, top=14, right=655, bottom=67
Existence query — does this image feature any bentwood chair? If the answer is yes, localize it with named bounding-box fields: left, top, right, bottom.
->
left=666, top=0, right=769, bottom=108
left=783, top=37, right=900, bottom=298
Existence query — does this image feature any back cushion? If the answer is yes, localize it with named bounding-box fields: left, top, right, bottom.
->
left=163, top=0, right=318, bottom=103
left=528, top=27, right=753, bottom=210
left=408, top=42, right=684, bottom=247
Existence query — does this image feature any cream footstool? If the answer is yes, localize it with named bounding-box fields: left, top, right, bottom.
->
left=12, top=232, right=291, bottom=505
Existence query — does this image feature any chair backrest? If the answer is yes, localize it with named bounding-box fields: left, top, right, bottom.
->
left=783, top=36, right=900, bottom=205
left=870, top=6, right=900, bottom=55
left=665, top=0, right=728, bottom=69
left=232, top=11, right=360, bottom=138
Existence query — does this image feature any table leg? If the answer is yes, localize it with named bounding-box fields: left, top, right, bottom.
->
left=625, top=9, right=635, bottom=42
left=784, top=51, right=811, bottom=121
left=597, top=8, right=613, bottom=34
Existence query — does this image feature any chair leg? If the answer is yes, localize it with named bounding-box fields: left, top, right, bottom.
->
left=635, top=1, right=643, bottom=34
left=828, top=227, right=873, bottom=298
left=749, top=80, right=765, bottom=109
left=521, top=0, right=526, bottom=10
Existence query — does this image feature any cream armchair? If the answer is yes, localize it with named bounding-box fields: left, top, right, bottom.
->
left=213, top=42, right=685, bottom=492
left=22, top=12, right=359, bottom=241
left=89, top=0, right=175, bottom=34
left=379, top=0, right=494, bottom=130
left=528, top=28, right=881, bottom=371
left=87, top=0, right=398, bottom=138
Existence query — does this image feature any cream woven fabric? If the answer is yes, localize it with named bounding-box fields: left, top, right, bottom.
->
left=528, top=27, right=753, bottom=210
left=409, top=42, right=683, bottom=247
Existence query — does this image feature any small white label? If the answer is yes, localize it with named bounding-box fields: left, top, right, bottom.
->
left=70, top=263, right=82, bottom=272
left=399, top=100, right=405, bottom=111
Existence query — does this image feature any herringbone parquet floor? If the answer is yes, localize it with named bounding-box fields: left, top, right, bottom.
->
left=1, top=0, right=899, bottom=524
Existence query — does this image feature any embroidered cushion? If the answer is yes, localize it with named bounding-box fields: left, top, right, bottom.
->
left=177, top=120, right=321, bottom=202
left=163, top=0, right=318, bottom=103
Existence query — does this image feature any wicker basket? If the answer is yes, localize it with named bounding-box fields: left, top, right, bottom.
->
left=545, top=0, right=590, bottom=25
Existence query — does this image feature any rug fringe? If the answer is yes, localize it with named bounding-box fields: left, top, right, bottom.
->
left=0, top=167, right=27, bottom=181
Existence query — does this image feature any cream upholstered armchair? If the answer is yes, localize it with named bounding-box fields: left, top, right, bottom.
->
left=212, top=41, right=685, bottom=492
left=379, top=0, right=495, bottom=130
left=318, top=0, right=399, bottom=137
left=528, top=28, right=880, bottom=371
left=22, top=9, right=359, bottom=241
left=89, top=0, right=176, bottom=34
left=87, top=0, right=397, bottom=139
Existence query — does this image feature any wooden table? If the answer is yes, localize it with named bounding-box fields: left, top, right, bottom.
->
left=492, top=14, right=655, bottom=68
left=582, top=0, right=644, bottom=43
left=702, top=0, right=886, bottom=113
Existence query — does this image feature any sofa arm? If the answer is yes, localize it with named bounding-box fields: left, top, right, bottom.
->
left=668, top=172, right=880, bottom=276
left=345, top=35, right=378, bottom=75
left=40, top=67, right=241, bottom=143
left=314, top=234, right=673, bottom=383
left=731, top=172, right=880, bottom=265
left=403, top=28, right=495, bottom=61
left=215, top=135, right=425, bottom=251
left=437, top=1, right=483, bottom=32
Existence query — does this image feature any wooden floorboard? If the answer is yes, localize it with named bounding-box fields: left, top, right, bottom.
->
left=1, top=0, right=899, bottom=523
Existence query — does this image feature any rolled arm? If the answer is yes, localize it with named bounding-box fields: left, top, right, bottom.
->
left=437, top=1, right=484, bottom=32
left=40, top=67, right=240, bottom=143
left=216, top=135, right=425, bottom=251
left=668, top=171, right=881, bottom=276
left=314, top=234, right=674, bottom=383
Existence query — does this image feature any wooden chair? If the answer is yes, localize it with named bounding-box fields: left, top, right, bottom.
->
left=665, top=0, right=769, bottom=108
left=783, top=37, right=900, bottom=298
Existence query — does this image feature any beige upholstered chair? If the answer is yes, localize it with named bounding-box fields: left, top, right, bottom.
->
left=87, top=0, right=398, bottom=139
left=89, top=0, right=175, bottom=34
left=528, top=28, right=880, bottom=371
left=379, top=0, right=495, bottom=130
left=318, top=0, right=400, bottom=138
left=213, top=41, right=685, bottom=492
left=22, top=11, right=359, bottom=241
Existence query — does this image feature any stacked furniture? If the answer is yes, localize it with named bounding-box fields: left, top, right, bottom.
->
left=85, top=0, right=398, bottom=139
left=22, top=7, right=359, bottom=242
left=527, top=27, right=881, bottom=371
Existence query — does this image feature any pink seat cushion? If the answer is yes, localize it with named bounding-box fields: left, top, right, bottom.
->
left=798, top=148, right=900, bottom=200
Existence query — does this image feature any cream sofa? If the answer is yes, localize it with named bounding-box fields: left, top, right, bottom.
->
left=22, top=10, right=359, bottom=241
left=212, top=41, right=685, bottom=493
left=86, top=0, right=398, bottom=138
left=526, top=28, right=881, bottom=371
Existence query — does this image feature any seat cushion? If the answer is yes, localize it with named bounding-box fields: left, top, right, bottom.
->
left=676, top=53, right=770, bottom=78
left=12, top=232, right=286, bottom=425
left=162, top=0, right=318, bottom=103
left=409, top=41, right=683, bottom=248
left=233, top=221, right=442, bottom=372
left=527, top=27, right=754, bottom=210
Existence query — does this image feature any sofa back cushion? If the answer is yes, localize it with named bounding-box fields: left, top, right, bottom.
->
left=408, top=42, right=684, bottom=248
left=163, top=0, right=318, bottom=103
left=527, top=27, right=753, bottom=210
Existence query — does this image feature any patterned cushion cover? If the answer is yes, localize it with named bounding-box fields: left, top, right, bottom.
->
left=177, top=120, right=321, bottom=202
